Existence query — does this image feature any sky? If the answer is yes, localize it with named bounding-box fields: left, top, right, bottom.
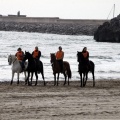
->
left=0, top=0, right=120, bottom=19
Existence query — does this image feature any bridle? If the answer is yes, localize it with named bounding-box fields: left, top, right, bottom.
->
left=8, top=55, right=17, bottom=65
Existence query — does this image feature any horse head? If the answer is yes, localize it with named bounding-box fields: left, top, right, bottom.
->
left=77, top=51, right=85, bottom=63
left=8, top=54, right=16, bottom=65
left=23, top=51, right=33, bottom=62
left=50, top=53, right=56, bottom=64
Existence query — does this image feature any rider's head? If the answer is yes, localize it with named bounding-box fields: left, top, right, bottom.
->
left=17, top=47, right=22, bottom=51
left=83, top=47, right=87, bottom=52
left=35, top=46, right=38, bottom=51
left=59, top=46, right=62, bottom=51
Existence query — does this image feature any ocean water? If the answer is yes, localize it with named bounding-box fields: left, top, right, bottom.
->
left=0, top=31, right=120, bottom=82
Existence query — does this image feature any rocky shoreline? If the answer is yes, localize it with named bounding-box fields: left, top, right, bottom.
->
left=0, top=21, right=99, bottom=35
left=94, top=14, right=120, bottom=42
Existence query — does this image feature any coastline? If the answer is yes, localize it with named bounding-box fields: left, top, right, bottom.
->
left=0, top=17, right=108, bottom=35
left=0, top=80, right=120, bottom=119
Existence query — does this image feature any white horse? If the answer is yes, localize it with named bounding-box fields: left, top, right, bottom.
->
left=8, top=54, right=28, bottom=85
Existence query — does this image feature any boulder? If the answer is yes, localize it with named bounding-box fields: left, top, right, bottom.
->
left=94, top=14, right=120, bottom=42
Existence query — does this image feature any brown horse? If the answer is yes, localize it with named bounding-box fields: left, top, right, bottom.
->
left=50, top=53, right=72, bottom=86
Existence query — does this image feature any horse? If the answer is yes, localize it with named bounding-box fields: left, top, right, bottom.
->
left=77, top=51, right=95, bottom=87
left=50, top=53, right=72, bottom=86
left=23, top=51, right=45, bottom=86
left=8, top=54, right=27, bottom=85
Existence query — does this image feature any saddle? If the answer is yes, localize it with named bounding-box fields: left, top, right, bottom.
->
left=34, top=59, right=42, bottom=74
left=57, top=60, right=64, bottom=72
left=19, top=61, right=25, bottom=71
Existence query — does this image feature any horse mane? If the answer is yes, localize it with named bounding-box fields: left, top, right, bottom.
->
left=50, top=53, right=55, bottom=56
left=8, top=54, right=17, bottom=63
left=25, top=51, right=33, bottom=59
left=78, top=51, right=87, bottom=61
left=50, top=53, right=56, bottom=60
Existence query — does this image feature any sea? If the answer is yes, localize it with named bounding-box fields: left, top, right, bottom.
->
left=0, top=31, right=120, bottom=82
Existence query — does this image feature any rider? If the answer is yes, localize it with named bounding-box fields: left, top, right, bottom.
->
left=32, top=46, right=41, bottom=60
left=15, top=47, right=25, bottom=70
left=82, top=47, right=90, bottom=68
left=82, top=47, right=89, bottom=60
left=32, top=46, right=41, bottom=73
left=56, top=46, right=64, bottom=72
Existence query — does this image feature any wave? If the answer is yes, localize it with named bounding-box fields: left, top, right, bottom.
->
left=0, top=31, right=120, bottom=81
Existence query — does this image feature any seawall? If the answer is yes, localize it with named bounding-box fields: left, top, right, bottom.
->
left=0, top=16, right=109, bottom=35
left=0, top=16, right=108, bottom=24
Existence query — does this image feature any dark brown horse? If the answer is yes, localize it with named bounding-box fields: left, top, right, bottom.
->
left=77, top=51, right=95, bottom=87
left=23, top=51, right=45, bottom=86
left=50, top=53, right=72, bottom=86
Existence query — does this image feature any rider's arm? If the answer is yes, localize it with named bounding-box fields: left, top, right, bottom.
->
left=38, top=51, right=41, bottom=59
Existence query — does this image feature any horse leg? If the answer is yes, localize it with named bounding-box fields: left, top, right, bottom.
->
left=17, top=72, right=19, bottom=85
left=54, top=74, right=56, bottom=86
left=57, top=73, right=59, bottom=86
left=84, top=72, right=88, bottom=87
left=66, top=72, right=69, bottom=85
left=11, top=71, right=14, bottom=85
left=41, top=72, right=46, bottom=86
left=24, top=71, right=27, bottom=85
left=63, top=72, right=67, bottom=85
left=27, top=72, right=31, bottom=86
left=80, top=72, right=83, bottom=87
left=30, top=72, right=34, bottom=85
left=92, top=71, right=95, bottom=87
left=68, top=75, right=69, bottom=86
left=35, top=72, right=38, bottom=86
left=83, top=73, right=85, bottom=87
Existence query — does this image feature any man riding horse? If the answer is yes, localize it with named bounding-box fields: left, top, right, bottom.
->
left=78, top=47, right=90, bottom=72
left=15, top=47, right=25, bottom=71
left=77, top=47, right=95, bottom=87
left=82, top=47, right=90, bottom=68
left=55, top=46, right=64, bottom=72
left=32, top=46, right=41, bottom=73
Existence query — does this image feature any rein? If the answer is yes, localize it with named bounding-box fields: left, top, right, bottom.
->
left=51, top=56, right=57, bottom=68
left=9, top=55, right=17, bottom=64
left=13, top=58, right=17, bottom=64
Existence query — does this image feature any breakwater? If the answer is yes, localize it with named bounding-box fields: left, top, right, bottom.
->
left=0, top=16, right=109, bottom=35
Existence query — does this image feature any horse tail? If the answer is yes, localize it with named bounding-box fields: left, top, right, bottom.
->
left=68, top=67, right=72, bottom=79
left=64, top=62, right=72, bottom=79
left=39, top=61, right=44, bottom=73
left=89, top=60, right=95, bottom=71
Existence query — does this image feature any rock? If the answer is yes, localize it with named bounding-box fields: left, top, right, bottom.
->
left=94, top=14, right=120, bottom=42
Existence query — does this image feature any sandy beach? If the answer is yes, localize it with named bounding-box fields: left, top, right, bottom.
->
left=0, top=80, right=120, bottom=120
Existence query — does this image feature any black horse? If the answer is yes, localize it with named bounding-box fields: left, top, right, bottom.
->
left=23, top=51, right=45, bottom=86
left=77, top=51, right=95, bottom=87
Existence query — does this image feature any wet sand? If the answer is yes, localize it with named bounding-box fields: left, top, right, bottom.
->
left=0, top=80, right=120, bottom=120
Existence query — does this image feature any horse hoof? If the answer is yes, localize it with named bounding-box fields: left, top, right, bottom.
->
left=44, top=83, right=46, bottom=86
left=28, top=83, right=32, bottom=86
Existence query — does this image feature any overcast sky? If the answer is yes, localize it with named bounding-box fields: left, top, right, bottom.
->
left=0, top=0, right=120, bottom=19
